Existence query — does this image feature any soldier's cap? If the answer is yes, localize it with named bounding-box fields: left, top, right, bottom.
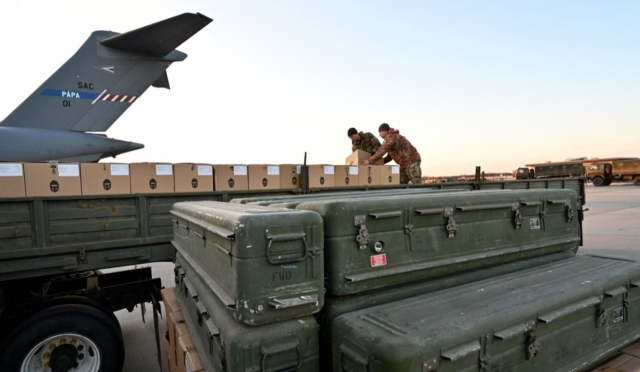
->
left=379, top=123, right=390, bottom=132
left=347, top=128, right=358, bottom=137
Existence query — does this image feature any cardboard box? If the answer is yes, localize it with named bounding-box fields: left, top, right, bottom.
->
left=186, top=351, right=205, bottom=372
left=379, top=165, right=400, bottom=185
left=174, top=164, right=214, bottom=193
left=0, top=163, right=26, bottom=198
left=169, top=311, right=185, bottom=347
left=162, top=331, right=177, bottom=372
left=279, top=164, right=302, bottom=189
left=334, top=165, right=360, bottom=187
left=308, top=165, right=335, bottom=188
left=359, top=166, right=381, bottom=186
left=24, top=163, right=82, bottom=197
left=177, top=335, right=197, bottom=372
left=214, top=165, right=248, bottom=191
left=130, top=163, right=175, bottom=193
left=162, top=288, right=180, bottom=315
left=248, top=165, right=280, bottom=190
left=346, top=150, right=383, bottom=166
left=80, top=163, right=131, bottom=195
left=162, top=289, right=180, bottom=338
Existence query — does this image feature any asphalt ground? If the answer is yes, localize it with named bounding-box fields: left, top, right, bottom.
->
left=115, top=183, right=640, bottom=372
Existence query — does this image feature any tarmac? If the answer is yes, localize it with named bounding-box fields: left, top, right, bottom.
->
left=115, top=183, right=640, bottom=372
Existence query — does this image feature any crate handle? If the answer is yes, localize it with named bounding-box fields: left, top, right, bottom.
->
left=266, top=231, right=308, bottom=265
left=260, top=340, right=302, bottom=372
left=368, top=211, right=402, bottom=219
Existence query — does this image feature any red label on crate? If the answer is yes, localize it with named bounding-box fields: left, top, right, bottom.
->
left=370, top=254, right=387, bottom=267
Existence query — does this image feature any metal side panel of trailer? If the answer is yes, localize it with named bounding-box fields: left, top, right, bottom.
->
left=0, top=177, right=585, bottom=282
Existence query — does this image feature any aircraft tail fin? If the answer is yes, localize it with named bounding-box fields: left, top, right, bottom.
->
left=0, top=13, right=211, bottom=133
left=101, top=13, right=212, bottom=57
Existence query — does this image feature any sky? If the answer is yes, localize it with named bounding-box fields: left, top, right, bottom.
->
left=0, top=1, right=638, bottom=176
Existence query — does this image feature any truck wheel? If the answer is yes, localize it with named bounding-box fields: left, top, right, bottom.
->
left=39, top=295, right=121, bottom=336
left=634, top=177, right=640, bottom=186
left=592, top=177, right=605, bottom=187
left=0, top=304, right=125, bottom=372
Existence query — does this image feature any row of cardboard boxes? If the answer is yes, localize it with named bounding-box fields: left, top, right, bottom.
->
left=0, top=162, right=401, bottom=198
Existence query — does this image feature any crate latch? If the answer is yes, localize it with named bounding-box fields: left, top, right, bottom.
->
left=355, top=215, right=371, bottom=250
left=566, top=204, right=574, bottom=222
left=526, top=331, right=541, bottom=360
left=596, top=303, right=607, bottom=328
left=444, top=208, right=458, bottom=239
left=78, top=246, right=88, bottom=264
left=513, top=205, right=523, bottom=229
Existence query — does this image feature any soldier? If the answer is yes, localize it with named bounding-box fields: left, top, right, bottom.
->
left=348, top=127, right=381, bottom=155
left=363, top=123, right=423, bottom=184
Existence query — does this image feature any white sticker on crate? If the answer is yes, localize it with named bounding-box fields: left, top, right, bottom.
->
left=197, top=165, right=213, bottom=176
left=391, top=166, right=400, bottom=174
left=267, top=166, right=280, bottom=176
left=58, top=164, right=80, bottom=177
left=234, top=166, right=247, bottom=176
left=324, top=165, right=335, bottom=175
left=349, top=166, right=359, bottom=175
left=0, top=163, right=23, bottom=177
left=296, top=165, right=301, bottom=175
left=155, top=164, right=173, bottom=176
left=110, top=164, right=130, bottom=176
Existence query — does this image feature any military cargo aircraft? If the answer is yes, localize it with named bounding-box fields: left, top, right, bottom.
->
left=0, top=12, right=211, bottom=162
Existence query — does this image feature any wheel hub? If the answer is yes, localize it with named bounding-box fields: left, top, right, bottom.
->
left=20, top=333, right=100, bottom=372
left=50, top=344, right=78, bottom=372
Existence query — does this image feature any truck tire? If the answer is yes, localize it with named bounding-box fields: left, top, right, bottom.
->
left=0, top=304, right=125, bottom=372
left=634, top=177, right=640, bottom=186
left=592, top=177, right=605, bottom=187
left=39, top=295, right=121, bottom=337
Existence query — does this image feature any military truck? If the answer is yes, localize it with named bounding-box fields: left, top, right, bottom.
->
left=587, top=159, right=640, bottom=187
left=0, top=170, right=586, bottom=371
left=515, top=161, right=584, bottom=180
left=517, top=158, right=640, bottom=186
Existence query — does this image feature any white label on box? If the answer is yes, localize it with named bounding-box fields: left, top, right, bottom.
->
left=155, top=164, right=173, bottom=176
left=0, top=163, right=23, bottom=177
left=267, top=166, right=280, bottom=176
left=110, top=164, right=130, bottom=176
left=349, top=166, right=359, bottom=175
left=197, top=165, right=213, bottom=176
left=391, top=166, right=400, bottom=174
left=296, top=165, right=301, bottom=175
left=233, top=166, right=247, bottom=176
left=324, top=165, right=335, bottom=175
left=58, top=164, right=80, bottom=177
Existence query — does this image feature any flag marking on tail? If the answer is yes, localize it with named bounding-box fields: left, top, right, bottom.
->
left=40, top=89, right=137, bottom=105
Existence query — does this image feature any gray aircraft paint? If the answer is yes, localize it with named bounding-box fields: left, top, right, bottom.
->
left=0, top=13, right=212, bottom=162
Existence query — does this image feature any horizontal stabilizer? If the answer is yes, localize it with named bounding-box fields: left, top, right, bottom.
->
left=100, top=13, right=212, bottom=56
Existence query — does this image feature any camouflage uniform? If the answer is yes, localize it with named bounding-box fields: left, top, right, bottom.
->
left=352, top=131, right=381, bottom=154
left=401, top=161, right=423, bottom=184
left=368, top=128, right=423, bottom=184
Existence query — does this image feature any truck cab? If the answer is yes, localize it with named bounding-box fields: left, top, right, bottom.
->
left=515, top=167, right=533, bottom=179
left=587, top=162, right=613, bottom=186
